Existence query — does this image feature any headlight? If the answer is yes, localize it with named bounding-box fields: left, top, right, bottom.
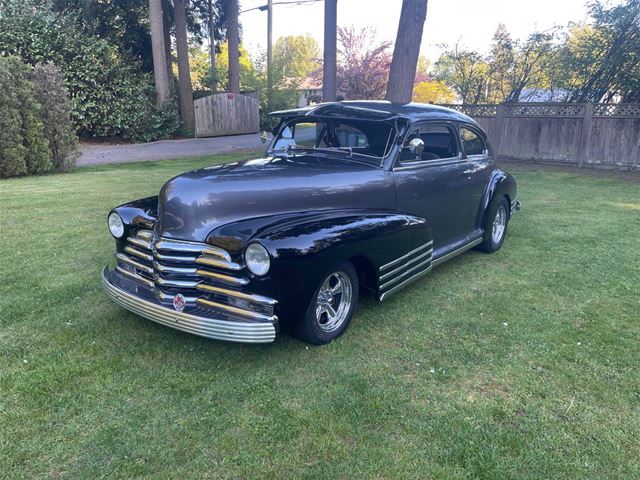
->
left=108, top=212, right=124, bottom=238
left=245, top=243, right=270, bottom=276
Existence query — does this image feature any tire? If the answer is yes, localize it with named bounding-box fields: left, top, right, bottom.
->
left=477, top=196, right=510, bottom=253
left=296, top=261, right=359, bottom=345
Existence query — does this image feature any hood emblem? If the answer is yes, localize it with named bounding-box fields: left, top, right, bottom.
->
left=173, top=293, right=186, bottom=312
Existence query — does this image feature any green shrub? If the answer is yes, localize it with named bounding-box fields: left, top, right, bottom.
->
left=0, top=57, right=51, bottom=178
left=0, top=0, right=178, bottom=142
left=30, top=63, right=79, bottom=170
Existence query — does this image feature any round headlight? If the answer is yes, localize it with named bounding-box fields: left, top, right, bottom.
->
left=245, top=243, right=270, bottom=276
left=108, top=212, right=124, bottom=238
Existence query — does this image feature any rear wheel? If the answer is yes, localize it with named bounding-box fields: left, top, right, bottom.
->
left=297, top=262, right=359, bottom=345
left=478, top=196, right=509, bottom=253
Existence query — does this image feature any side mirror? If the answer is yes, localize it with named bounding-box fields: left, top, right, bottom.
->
left=260, top=130, right=270, bottom=144
left=408, top=137, right=425, bottom=156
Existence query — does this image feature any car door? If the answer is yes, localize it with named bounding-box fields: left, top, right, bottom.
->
left=393, top=121, right=490, bottom=254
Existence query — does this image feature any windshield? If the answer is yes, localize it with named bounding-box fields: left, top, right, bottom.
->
left=270, top=117, right=397, bottom=164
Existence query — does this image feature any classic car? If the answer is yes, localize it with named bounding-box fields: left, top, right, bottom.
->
left=102, top=101, right=520, bottom=345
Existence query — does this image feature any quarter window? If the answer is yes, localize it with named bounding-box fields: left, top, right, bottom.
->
left=460, top=127, right=487, bottom=157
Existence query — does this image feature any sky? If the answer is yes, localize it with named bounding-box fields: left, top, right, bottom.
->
left=238, top=0, right=597, bottom=64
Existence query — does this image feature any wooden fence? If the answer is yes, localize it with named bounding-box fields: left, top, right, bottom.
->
left=440, top=103, right=640, bottom=170
left=194, top=92, right=260, bottom=137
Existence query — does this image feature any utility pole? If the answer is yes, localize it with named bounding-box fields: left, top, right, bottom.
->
left=267, top=0, right=273, bottom=110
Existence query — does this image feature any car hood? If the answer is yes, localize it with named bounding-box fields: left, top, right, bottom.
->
left=157, top=154, right=395, bottom=242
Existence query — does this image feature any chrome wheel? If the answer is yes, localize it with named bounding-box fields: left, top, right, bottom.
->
left=315, top=271, right=353, bottom=333
left=492, top=204, right=507, bottom=244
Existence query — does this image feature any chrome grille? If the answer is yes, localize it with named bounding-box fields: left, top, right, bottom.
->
left=115, top=230, right=276, bottom=321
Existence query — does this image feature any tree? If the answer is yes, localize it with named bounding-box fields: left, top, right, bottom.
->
left=412, top=80, right=455, bottom=103
left=174, top=0, right=195, bottom=131
left=434, top=45, right=489, bottom=104
left=149, top=0, right=171, bottom=105
left=225, top=0, right=240, bottom=93
left=386, top=0, right=428, bottom=103
left=336, top=26, right=392, bottom=100
left=272, top=35, right=321, bottom=85
left=323, top=0, right=338, bottom=102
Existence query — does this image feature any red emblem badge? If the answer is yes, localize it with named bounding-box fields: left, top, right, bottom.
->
left=173, top=293, right=186, bottom=312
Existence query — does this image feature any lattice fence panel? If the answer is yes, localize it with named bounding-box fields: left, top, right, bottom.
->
left=439, top=104, right=497, bottom=116
left=504, top=103, right=585, bottom=117
left=594, top=104, right=640, bottom=117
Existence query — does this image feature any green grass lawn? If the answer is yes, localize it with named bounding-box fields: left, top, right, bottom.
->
left=1, top=155, right=639, bottom=479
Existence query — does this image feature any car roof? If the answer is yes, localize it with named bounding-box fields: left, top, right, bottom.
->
left=268, top=100, right=477, bottom=125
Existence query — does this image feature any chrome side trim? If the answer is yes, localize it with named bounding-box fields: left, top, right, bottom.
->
left=116, top=253, right=153, bottom=275
left=432, top=238, right=482, bottom=267
left=379, top=241, right=433, bottom=272
left=102, top=267, right=276, bottom=343
left=196, top=297, right=277, bottom=322
left=197, top=284, right=277, bottom=306
left=115, top=265, right=154, bottom=288
left=379, top=248, right=433, bottom=282
left=379, top=265, right=433, bottom=301
left=380, top=257, right=432, bottom=291
left=196, top=269, right=249, bottom=286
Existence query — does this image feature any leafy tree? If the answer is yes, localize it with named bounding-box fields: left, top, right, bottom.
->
left=414, top=55, right=431, bottom=83
left=434, top=45, right=489, bottom=104
left=412, top=80, right=455, bottom=103
left=336, top=26, right=392, bottom=100
left=271, top=35, right=321, bottom=86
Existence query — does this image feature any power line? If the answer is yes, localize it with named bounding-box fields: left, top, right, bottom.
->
left=240, top=0, right=321, bottom=14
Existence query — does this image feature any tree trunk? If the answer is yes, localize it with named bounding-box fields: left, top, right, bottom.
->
left=162, top=0, right=174, bottom=90
left=208, top=0, right=217, bottom=93
left=385, top=0, right=428, bottom=104
left=174, top=0, right=195, bottom=131
left=149, top=0, right=170, bottom=105
left=322, top=0, right=337, bottom=102
left=226, top=0, right=240, bottom=94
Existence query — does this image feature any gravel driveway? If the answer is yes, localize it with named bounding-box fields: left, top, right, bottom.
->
left=78, top=133, right=265, bottom=165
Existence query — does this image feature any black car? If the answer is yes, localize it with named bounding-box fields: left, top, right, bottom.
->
left=102, top=101, right=520, bottom=344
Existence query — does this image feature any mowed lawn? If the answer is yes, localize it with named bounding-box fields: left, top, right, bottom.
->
left=1, top=154, right=639, bottom=479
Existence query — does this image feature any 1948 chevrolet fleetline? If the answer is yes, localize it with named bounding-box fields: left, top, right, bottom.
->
left=102, top=101, right=520, bottom=344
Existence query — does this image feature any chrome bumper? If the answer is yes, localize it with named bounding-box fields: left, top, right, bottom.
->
left=102, top=266, right=277, bottom=343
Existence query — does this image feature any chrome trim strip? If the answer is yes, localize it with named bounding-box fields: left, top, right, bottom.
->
left=380, top=257, right=432, bottom=291
left=432, top=238, right=482, bottom=267
left=115, top=265, right=154, bottom=288
left=102, top=267, right=276, bottom=343
left=196, top=269, right=249, bottom=286
left=136, top=230, right=154, bottom=240
left=116, top=253, right=154, bottom=275
left=124, top=246, right=153, bottom=262
left=197, top=284, right=277, bottom=306
left=196, top=297, right=277, bottom=322
left=155, top=240, right=231, bottom=262
left=155, top=290, right=198, bottom=306
left=195, top=256, right=243, bottom=271
left=379, top=241, right=433, bottom=272
left=153, top=251, right=197, bottom=263
left=154, top=276, right=200, bottom=289
left=379, top=248, right=433, bottom=282
left=127, top=236, right=152, bottom=250
left=153, top=261, right=197, bottom=275
left=379, top=265, right=433, bottom=301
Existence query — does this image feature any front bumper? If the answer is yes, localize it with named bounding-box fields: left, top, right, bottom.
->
left=102, top=266, right=277, bottom=343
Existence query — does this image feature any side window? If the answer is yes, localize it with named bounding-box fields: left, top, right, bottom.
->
left=399, top=124, right=459, bottom=165
left=460, top=127, right=487, bottom=157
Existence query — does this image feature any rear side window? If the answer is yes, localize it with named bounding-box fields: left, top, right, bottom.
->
left=399, top=124, right=460, bottom=164
left=460, top=127, right=487, bottom=157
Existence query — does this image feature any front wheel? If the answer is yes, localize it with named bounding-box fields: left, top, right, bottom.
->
left=296, top=262, right=359, bottom=345
left=477, top=196, right=509, bottom=253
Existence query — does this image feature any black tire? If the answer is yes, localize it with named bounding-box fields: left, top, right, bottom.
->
left=477, top=196, right=510, bottom=253
left=296, top=261, right=359, bottom=345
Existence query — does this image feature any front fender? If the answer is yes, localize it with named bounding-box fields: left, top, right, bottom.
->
left=239, top=209, right=432, bottom=326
